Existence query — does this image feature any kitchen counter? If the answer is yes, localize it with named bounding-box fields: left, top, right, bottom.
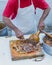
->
left=0, top=34, right=52, bottom=65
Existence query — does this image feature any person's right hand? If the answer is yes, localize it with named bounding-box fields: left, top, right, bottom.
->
left=15, top=28, right=24, bottom=39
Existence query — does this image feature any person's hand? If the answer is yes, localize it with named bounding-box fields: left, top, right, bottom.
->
left=38, top=21, right=45, bottom=30
left=15, top=28, right=24, bottom=39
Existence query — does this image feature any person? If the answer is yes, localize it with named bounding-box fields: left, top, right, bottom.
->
left=2, top=0, right=51, bottom=39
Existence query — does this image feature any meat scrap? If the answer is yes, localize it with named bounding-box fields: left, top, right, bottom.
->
left=13, top=40, right=38, bottom=53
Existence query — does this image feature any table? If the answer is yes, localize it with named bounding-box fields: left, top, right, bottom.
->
left=0, top=34, right=52, bottom=65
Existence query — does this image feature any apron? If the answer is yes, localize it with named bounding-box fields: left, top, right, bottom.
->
left=12, top=0, right=37, bottom=35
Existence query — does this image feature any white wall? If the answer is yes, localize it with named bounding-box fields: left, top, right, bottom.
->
left=35, top=0, right=52, bottom=26
left=0, top=0, right=7, bottom=20
left=0, top=0, right=52, bottom=26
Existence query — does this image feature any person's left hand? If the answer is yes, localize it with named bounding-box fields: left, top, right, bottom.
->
left=38, top=21, right=45, bottom=30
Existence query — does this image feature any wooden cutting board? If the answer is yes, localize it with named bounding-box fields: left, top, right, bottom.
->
left=10, top=39, right=44, bottom=61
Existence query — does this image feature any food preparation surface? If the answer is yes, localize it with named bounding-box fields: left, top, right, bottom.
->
left=10, top=39, right=44, bottom=60
left=0, top=34, right=52, bottom=65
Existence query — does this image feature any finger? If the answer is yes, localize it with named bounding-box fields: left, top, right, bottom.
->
left=20, top=36, right=24, bottom=39
left=40, top=26, right=44, bottom=30
left=18, top=35, right=24, bottom=39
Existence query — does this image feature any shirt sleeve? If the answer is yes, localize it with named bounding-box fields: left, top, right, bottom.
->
left=33, top=0, right=49, bottom=10
left=3, top=0, right=18, bottom=19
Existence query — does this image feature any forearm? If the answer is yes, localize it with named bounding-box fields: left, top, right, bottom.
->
left=3, top=16, right=24, bottom=38
left=39, top=6, right=51, bottom=23
left=3, top=16, right=18, bottom=32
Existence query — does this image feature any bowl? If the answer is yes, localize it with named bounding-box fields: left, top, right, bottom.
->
left=43, top=34, right=52, bottom=56
left=0, top=21, right=8, bottom=36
